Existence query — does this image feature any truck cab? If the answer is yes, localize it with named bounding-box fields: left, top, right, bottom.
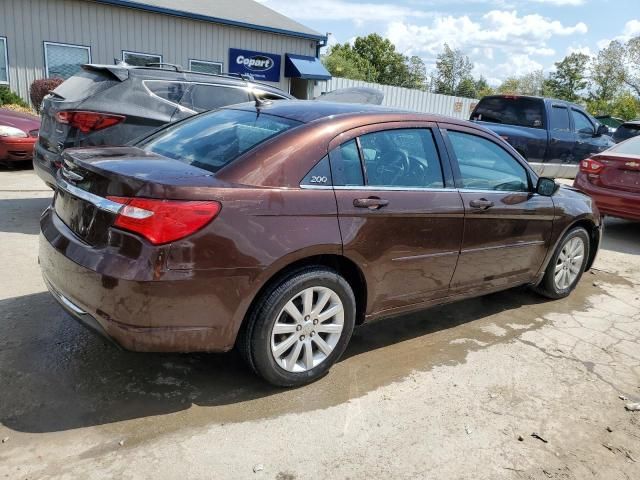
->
left=471, top=95, right=614, bottom=178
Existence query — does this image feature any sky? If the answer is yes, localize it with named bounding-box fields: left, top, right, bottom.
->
left=258, top=0, right=640, bottom=85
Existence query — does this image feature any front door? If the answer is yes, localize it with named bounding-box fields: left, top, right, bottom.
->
left=329, top=125, right=464, bottom=315
left=442, top=126, right=555, bottom=293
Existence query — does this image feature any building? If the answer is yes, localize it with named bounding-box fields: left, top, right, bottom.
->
left=0, top=0, right=331, bottom=103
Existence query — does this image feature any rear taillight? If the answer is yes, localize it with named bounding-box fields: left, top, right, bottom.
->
left=56, top=111, right=125, bottom=133
left=107, top=197, right=221, bottom=245
left=580, top=158, right=604, bottom=175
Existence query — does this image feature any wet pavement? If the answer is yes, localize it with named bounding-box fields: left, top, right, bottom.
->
left=1, top=166, right=639, bottom=479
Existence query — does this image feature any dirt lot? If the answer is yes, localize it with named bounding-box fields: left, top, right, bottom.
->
left=1, top=166, right=639, bottom=480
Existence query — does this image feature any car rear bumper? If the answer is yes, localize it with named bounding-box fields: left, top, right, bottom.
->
left=0, top=137, right=36, bottom=162
left=574, top=173, right=640, bottom=221
left=33, top=143, right=61, bottom=188
left=39, top=207, right=257, bottom=352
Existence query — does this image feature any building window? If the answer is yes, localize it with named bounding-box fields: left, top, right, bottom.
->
left=189, top=59, right=223, bottom=75
left=44, top=42, right=91, bottom=79
left=0, top=37, right=8, bottom=84
left=123, top=51, right=162, bottom=67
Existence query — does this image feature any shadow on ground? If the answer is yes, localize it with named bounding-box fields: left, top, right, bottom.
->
left=1, top=281, right=593, bottom=436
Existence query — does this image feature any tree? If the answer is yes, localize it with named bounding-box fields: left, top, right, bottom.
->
left=322, top=34, right=427, bottom=88
left=474, top=76, right=494, bottom=98
left=455, top=77, right=477, bottom=98
left=497, top=77, right=521, bottom=95
left=322, top=44, right=373, bottom=81
left=589, top=41, right=626, bottom=104
left=434, top=44, right=473, bottom=96
left=545, top=52, right=590, bottom=102
left=624, top=36, right=640, bottom=96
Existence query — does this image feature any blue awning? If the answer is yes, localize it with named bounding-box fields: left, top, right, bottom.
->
left=284, top=54, right=332, bottom=81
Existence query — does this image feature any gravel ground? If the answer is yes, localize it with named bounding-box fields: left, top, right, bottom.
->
left=1, top=166, right=639, bottom=480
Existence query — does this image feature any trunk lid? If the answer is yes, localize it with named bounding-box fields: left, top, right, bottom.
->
left=595, top=152, right=640, bottom=193
left=54, top=146, right=222, bottom=246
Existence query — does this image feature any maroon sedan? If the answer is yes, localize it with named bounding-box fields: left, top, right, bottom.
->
left=574, top=135, right=640, bottom=221
left=0, top=108, right=40, bottom=162
left=40, top=101, right=601, bottom=386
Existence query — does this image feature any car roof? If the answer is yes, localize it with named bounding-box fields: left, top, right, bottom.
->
left=621, top=120, right=640, bottom=126
left=226, top=100, right=474, bottom=126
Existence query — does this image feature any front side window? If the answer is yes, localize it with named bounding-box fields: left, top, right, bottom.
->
left=139, top=109, right=301, bottom=174
left=359, top=129, right=444, bottom=188
left=550, top=106, right=571, bottom=132
left=44, top=42, right=91, bottom=79
left=0, top=37, right=7, bottom=84
left=123, top=51, right=162, bottom=67
left=448, top=130, right=529, bottom=192
left=179, top=85, right=249, bottom=112
left=189, top=59, right=223, bottom=75
left=571, top=109, right=594, bottom=134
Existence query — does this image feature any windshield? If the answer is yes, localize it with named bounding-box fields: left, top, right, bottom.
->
left=472, top=97, right=545, bottom=129
left=139, top=109, right=301, bottom=173
left=610, top=135, right=640, bottom=156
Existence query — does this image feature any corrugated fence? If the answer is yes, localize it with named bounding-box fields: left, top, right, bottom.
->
left=316, top=77, right=479, bottom=120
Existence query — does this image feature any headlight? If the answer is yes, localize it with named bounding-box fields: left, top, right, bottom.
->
left=0, top=126, right=28, bottom=138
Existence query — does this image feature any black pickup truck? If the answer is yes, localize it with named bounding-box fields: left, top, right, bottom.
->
left=470, top=95, right=614, bottom=178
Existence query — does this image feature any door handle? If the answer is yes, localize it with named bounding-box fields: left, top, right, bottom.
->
left=469, top=198, right=494, bottom=210
left=353, top=197, right=389, bottom=210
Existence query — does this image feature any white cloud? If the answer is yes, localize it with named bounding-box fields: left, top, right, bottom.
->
left=386, top=10, right=586, bottom=57
left=531, top=0, right=585, bottom=5
left=597, top=19, right=640, bottom=49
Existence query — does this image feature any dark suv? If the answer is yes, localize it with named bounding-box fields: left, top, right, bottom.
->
left=33, top=64, right=292, bottom=187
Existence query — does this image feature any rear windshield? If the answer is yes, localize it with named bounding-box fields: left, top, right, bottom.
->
left=139, top=109, right=301, bottom=173
left=610, top=135, right=640, bottom=155
left=472, top=97, right=545, bottom=129
left=52, top=69, right=120, bottom=102
left=613, top=124, right=640, bottom=142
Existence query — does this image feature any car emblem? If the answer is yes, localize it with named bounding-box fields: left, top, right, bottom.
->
left=625, top=161, right=640, bottom=168
left=62, top=169, right=84, bottom=182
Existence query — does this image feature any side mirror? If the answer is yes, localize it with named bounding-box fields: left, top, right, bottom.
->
left=536, top=177, right=559, bottom=196
left=595, top=124, right=609, bottom=137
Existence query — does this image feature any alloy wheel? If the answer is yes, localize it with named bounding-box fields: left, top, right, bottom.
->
left=270, top=286, right=344, bottom=373
left=554, top=237, right=585, bottom=290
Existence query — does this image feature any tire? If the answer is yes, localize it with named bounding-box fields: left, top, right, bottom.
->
left=533, top=227, right=590, bottom=299
left=239, top=267, right=356, bottom=387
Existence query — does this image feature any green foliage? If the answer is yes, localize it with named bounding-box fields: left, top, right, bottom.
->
left=322, top=44, right=373, bottom=81
left=434, top=44, right=473, bottom=96
left=474, top=76, right=494, bottom=98
left=0, top=86, right=28, bottom=108
left=624, top=36, right=640, bottom=96
left=545, top=52, right=590, bottom=102
left=496, top=71, right=546, bottom=96
left=587, top=91, right=640, bottom=120
left=589, top=41, right=626, bottom=103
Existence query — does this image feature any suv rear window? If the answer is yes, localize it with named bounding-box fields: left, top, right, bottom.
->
left=472, top=97, right=545, bottom=129
left=52, top=69, right=120, bottom=102
left=139, top=109, right=301, bottom=173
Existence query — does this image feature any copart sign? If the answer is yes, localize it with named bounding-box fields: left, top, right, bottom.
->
left=228, top=48, right=281, bottom=82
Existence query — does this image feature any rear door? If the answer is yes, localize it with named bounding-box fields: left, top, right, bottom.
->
left=441, top=125, right=555, bottom=292
left=329, top=123, right=464, bottom=315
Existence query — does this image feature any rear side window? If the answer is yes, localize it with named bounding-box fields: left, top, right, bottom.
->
left=359, top=129, right=444, bottom=188
left=52, top=69, right=119, bottom=102
left=139, top=109, right=301, bottom=173
left=448, top=130, right=529, bottom=192
left=144, top=80, right=188, bottom=104
left=550, top=106, right=571, bottom=131
left=301, top=156, right=332, bottom=187
left=614, top=124, right=640, bottom=142
left=472, top=97, right=544, bottom=129
left=180, top=85, right=250, bottom=112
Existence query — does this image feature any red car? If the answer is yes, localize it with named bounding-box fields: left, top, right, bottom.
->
left=0, top=108, right=40, bottom=163
left=574, top=135, right=640, bottom=221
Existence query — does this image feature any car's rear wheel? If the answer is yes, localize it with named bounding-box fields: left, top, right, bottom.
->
left=240, top=267, right=356, bottom=387
left=534, top=227, right=590, bottom=299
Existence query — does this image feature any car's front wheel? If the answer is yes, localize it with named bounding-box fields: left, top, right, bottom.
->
left=240, top=267, right=356, bottom=387
left=534, top=227, right=590, bottom=299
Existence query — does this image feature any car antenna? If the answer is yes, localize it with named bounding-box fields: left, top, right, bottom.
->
left=249, top=89, right=272, bottom=111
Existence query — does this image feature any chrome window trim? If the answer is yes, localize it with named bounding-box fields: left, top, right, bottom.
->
left=300, top=184, right=533, bottom=195
left=56, top=178, right=123, bottom=215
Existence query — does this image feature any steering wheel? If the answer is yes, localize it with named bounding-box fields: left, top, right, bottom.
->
left=377, top=150, right=410, bottom=185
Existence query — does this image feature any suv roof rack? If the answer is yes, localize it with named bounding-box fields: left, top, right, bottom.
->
left=144, top=62, right=183, bottom=72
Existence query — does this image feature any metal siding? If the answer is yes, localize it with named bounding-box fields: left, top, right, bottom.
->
left=0, top=0, right=317, bottom=102
left=317, top=77, right=479, bottom=120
